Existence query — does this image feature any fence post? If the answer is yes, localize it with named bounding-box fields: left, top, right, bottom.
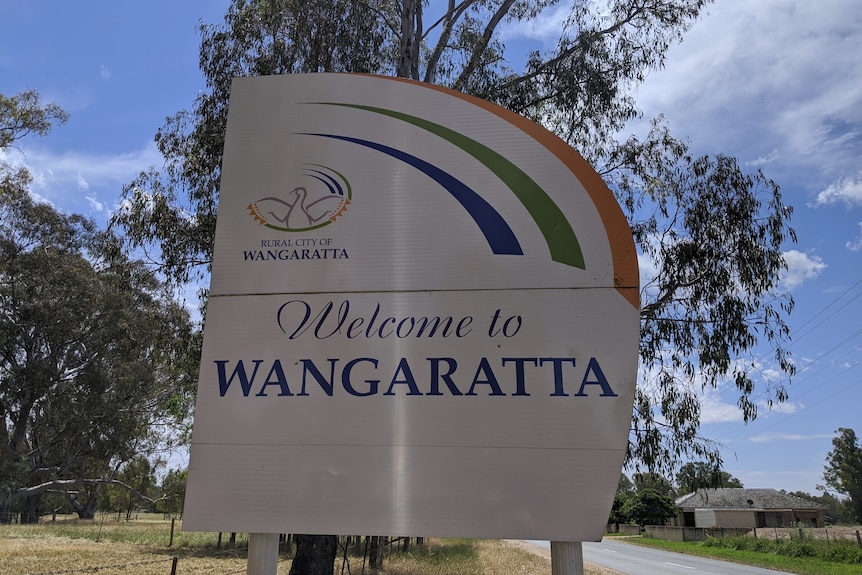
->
left=168, top=518, right=175, bottom=547
left=856, top=529, right=861, bottom=547
left=170, top=557, right=178, bottom=575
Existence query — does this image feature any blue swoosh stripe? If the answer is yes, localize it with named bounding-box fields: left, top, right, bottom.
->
left=305, top=169, right=344, bottom=196
left=302, top=133, right=523, bottom=256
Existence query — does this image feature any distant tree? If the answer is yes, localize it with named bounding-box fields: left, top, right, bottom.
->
left=609, top=493, right=630, bottom=525
left=610, top=473, right=636, bottom=525
left=159, top=468, right=188, bottom=518
left=117, top=456, right=157, bottom=520
left=617, top=473, right=636, bottom=496
left=790, top=490, right=855, bottom=525
left=0, top=90, right=67, bottom=149
left=675, top=461, right=743, bottom=495
left=621, top=487, right=678, bottom=526
left=821, top=428, right=862, bottom=523
left=633, top=472, right=676, bottom=497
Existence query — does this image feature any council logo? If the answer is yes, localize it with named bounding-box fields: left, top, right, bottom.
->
left=247, top=164, right=351, bottom=232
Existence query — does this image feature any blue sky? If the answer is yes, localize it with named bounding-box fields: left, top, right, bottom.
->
left=2, top=1, right=860, bottom=496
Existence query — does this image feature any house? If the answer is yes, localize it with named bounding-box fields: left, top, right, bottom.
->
left=672, top=488, right=825, bottom=529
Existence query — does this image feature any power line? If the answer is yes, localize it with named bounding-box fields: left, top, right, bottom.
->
left=723, top=375, right=860, bottom=447
left=696, top=279, right=862, bottom=435
left=790, top=278, right=862, bottom=342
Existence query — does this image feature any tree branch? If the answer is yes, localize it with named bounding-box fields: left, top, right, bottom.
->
left=489, top=1, right=650, bottom=97
left=453, top=0, right=517, bottom=92
left=424, top=0, right=477, bottom=84
left=9, top=478, right=166, bottom=505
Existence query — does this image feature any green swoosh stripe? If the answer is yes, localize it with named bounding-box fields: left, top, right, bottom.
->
left=309, top=102, right=585, bottom=270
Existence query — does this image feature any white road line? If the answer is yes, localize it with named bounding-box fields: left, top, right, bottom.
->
left=664, top=561, right=695, bottom=569
left=600, top=548, right=618, bottom=553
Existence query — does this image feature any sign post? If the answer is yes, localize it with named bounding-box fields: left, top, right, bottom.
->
left=247, top=533, right=279, bottom=575
left=183, top=74, right=640, bottom=574
left=552, top=541, right=585, bottom=575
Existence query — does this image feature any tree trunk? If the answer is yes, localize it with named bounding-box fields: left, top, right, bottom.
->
left=69, top=489, right=98, bottom=520
left=397, top=0, right=421, bottom=79
left=19, top=494, right=42, bottom=524
left=368, top=536, right=386, bottom=569
left=76, top=496, right=97, bottom=520
left=289, top=535, right=338, bottom=575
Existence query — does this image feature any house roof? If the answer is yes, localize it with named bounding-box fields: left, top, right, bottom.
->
left=675, top=488, right=825, bottom=510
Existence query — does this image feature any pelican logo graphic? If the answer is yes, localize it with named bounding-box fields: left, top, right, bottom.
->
left=248, top=164, right=351, bottom=232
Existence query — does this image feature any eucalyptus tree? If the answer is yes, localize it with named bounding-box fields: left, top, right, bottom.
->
left=111, top=1, right=795, bottom=569
left=821, top=428, right=862, bottom=523
left=620, top=487, right=679, bottom=526
left=159, top=467, right=188, bottom=518
left=675, top=461, right=743, bottom=496
left=1, top=92, right=198, bottom=522
left=114, top=0, right=794, bottom=474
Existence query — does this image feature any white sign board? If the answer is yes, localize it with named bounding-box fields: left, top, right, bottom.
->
left=183, top=74, right=640, bottom=541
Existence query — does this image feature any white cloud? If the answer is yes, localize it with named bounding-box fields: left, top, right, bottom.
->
left=847, top=222, right=862, bottom=251
left=780, top=250, right=827, bottom=290
left=748, top=432, right=833, bottom=443
left=2, top=143, right=161, bottom=223
left=700, top=391, right=745, bottom=425
left=814, top=175, right=862, bottom=207
left=759, top=400, right=799, bottom=416
left=735, top=469, right=821, bottom=492
left=86, top=195, right=107, bottom=213
left=747, top=150, right=781, bottom=167
left=100, top=65, right=112, bottom=80
left=500, top=1, right=574, bottom=44
left=635, top=0, right=862, bottom=182
left=6, top=142, right=161, bottom=200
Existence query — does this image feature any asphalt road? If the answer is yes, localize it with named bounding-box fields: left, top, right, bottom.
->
left=525, top=539, right=792, bottom=575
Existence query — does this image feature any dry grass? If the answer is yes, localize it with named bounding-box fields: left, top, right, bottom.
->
left=0, top=532, right=254, bottom=575
left=382, top=539, right=548, bottom=575
left=0, top=516, right=620, bottom=575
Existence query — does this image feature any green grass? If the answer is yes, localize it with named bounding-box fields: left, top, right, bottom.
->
left=625, top=535, right=862, bottom=575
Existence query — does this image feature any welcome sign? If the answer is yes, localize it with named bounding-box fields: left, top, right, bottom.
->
left=183, top=74, right=640, bottom=541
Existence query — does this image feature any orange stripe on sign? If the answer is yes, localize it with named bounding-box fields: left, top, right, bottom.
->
left=375, top=75, right=640, bottom=310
